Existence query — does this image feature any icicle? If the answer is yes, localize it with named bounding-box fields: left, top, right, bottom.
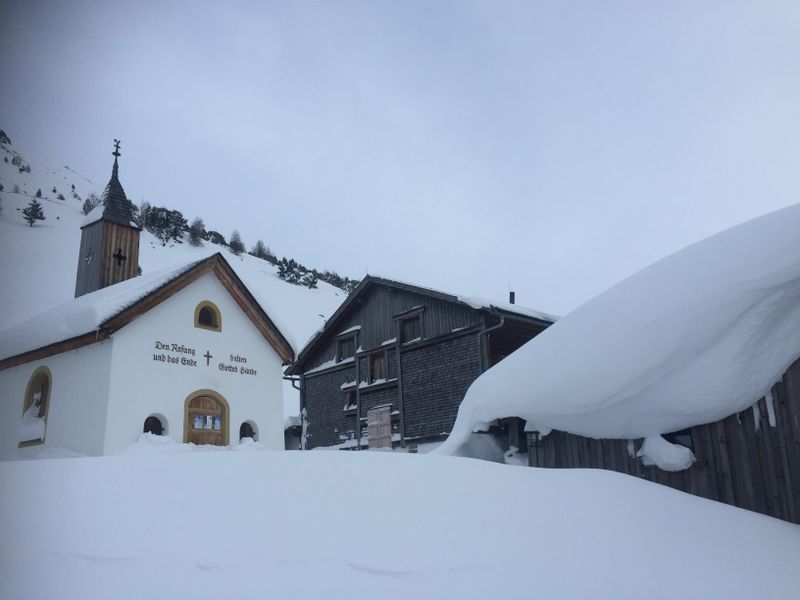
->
left=765, top=389, right=777, bottom=428
left=626, top=439, right=636, bottom=459
left=300, top=408, right=309, bottom=450
left=752, top=401, right=761, bottom=432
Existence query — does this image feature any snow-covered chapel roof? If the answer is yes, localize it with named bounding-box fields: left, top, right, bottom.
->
left=440, top=203, right=800, bottom=458
left=0, top=253, right=295, bottom=368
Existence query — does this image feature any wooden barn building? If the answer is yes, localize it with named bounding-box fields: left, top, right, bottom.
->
left=516, top=356, right=800, bottom=524
left=285, top=277, right=556, bottom=450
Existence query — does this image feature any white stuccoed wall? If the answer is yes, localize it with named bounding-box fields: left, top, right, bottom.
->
left=0, top=341, right=112, bottom=458
left=103, top=272, right=286, bottom=454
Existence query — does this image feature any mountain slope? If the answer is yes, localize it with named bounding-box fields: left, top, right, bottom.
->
left=0, top=135, right=346, bottom=416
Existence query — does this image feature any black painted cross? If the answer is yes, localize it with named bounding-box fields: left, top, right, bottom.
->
left=112, top=248, right=126, bottom=266
left=113, top=139, right=121, bottom=157
left=204, top=351, right=213, bottom=366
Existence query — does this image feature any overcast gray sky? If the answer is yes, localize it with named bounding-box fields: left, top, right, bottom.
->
left=2, top=0, right=798, bottom=315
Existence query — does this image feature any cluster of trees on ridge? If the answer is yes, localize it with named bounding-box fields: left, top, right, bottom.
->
left=79, top=197, right=359, bottom=293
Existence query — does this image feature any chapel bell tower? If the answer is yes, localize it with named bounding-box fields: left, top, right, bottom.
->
left=74, top=140, right=141, bottom=297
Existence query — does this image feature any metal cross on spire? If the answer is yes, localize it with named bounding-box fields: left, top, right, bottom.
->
left=113, top=139, right=121, bottom=158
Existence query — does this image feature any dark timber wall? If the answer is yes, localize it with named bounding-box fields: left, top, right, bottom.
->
left=532, top=357, right=800, bottom=523
left=75, top=221, right=140, bottom=297
left=303, top=363, right=358, bottom=447
left=298, top=281, right=551, bottom=450
left=402, top=334, right=481, bottom=441
left=302, top=286, right=482, bottom=371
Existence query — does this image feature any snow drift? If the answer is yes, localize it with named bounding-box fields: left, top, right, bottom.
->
left=1, top=442, right=799, bottom=599
left=440, top=203, right=800, bottom=464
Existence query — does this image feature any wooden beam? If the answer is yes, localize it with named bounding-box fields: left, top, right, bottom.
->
left=0, top=331, right=108, bottom=371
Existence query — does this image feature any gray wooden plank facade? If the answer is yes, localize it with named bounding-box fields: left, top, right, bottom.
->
left=291, top=278, right=552, bottom=449
left=528, top=356, right=800, bottom=523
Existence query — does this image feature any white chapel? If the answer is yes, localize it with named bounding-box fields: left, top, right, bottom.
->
left=0, top=143, right=294, bottom=456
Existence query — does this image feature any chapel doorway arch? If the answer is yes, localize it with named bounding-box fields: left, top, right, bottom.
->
left=184, top=390, right=229, bottom=446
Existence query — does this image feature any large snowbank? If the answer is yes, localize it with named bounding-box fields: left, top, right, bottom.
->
left=1, top=443, right=798, bottom=599
left=441, top=203, right=800, bottom=462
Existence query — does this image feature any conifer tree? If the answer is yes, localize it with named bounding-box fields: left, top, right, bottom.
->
left=189, top=217, right=205, bottom=246
left=250, top=239, right=269, bottom=260
left=35, top=188, right=42, bottom=198
left=23, top=198, right=45, bottom=226
left=82, top=192, right=101, bottom=215
left=206, top=230, right=227, bottom=246
left=229, top=230, right=245, bottom=255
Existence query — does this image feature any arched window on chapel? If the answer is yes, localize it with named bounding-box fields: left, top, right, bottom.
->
left=143, top=415, right=165, bottom=436
left=19, top=366, right=52, bottom=447
left=239, top=421, right=258, bottom=442
left=194, top=300, right=222, bottom=332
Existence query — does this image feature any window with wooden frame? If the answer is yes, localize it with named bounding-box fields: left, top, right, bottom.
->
left=368, top=351, right=387, bottom=384
left=337, top=334, right=356, bottom=362
left=194, top=300, right=222, bottom=332
left=344, top=390, right=357, bottom=411
left=19, top=366, right=52, bottom=447
left=400, top=313, right=422, bottom=344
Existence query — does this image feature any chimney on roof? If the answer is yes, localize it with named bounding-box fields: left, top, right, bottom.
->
left=509, top=291, right=515, bottom=304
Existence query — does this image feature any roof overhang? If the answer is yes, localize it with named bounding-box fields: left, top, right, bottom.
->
left=0, top=253, right=294, bottom=370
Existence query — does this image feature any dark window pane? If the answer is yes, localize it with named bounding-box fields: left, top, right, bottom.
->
left=369, top=352, right=386, bottom=382
left=199, top=306, right=216, bottom=327
left=240, top=422, right=255, bottom=440
left=664, top=428, right=694, bottom=451
left=143, top=416, right=163, bottom=435
left=338, top=337, right=355, bottom=360
left=401, top=315, right=421, bottom=343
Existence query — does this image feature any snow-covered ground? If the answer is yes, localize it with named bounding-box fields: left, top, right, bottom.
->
left=0, top=139, right=345, bottom=416
left=1, top=438, right=799, bottom=600
left=441, top=202, right=800, bottom=470
left=4, top=137, right=800, bottom=599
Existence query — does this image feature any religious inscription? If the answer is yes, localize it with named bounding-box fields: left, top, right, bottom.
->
left=150, top=342, right=256, bottom=375
left=217, top=353, right=257, bottom=376
left=153, top=341, right=198, bottom=367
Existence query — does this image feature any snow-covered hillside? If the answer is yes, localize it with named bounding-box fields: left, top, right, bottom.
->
left=1, top=438, right=799, bottom=600
left=0, top=134, right=346, bottom=416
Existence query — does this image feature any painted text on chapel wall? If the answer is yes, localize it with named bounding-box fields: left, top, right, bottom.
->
left=151, top=341, right=257, bottom=375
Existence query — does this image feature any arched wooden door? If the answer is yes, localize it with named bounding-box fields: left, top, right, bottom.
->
left=185, top=392, right=228, bottom=446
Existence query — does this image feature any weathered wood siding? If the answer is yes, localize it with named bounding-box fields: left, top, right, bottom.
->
left=298, top=281, right=552, bottom=450
left=74, top=222, right=103, bottom=297
left=75, top=221, right=140, bottom=297
left=532, top=357, right=800, bottom=523
left=304, top=285, right=481, bottom=370
left=101, top=221, right=140, bottom=287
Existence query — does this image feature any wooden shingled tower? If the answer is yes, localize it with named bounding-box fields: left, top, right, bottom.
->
left=74, top=140, right=142, bottom=297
